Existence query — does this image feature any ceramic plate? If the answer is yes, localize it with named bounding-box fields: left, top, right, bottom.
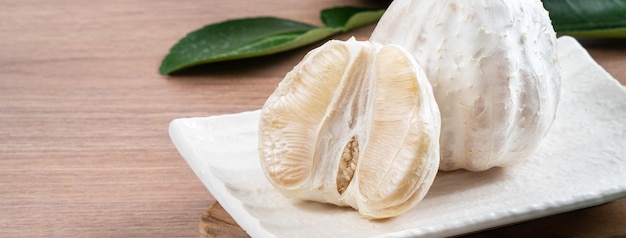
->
left=169, top=36, right=626, bottom=238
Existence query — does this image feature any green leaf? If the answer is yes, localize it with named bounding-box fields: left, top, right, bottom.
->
left=543, top=0, right=626, bottom=38
left=159, top=7, right=384, bottom=75
left=321, top=6, right=385, bottom=31
left=159, top=17, right=320, bottom=74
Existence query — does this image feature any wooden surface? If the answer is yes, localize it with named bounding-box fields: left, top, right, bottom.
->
left=1, top=0, right=625, bottom=237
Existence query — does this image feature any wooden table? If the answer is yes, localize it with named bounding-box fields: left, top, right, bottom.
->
left=1, top=0, right=625, bottom=237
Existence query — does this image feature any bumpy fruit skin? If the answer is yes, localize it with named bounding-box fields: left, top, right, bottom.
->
left=258, top=39, right=441, bottom=219
left=371, top=0, right=561, bottom=171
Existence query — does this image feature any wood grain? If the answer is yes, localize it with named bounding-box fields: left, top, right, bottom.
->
left=0, top=0, right=624, bottom=237
left=200, top=202, right=249, bottom=238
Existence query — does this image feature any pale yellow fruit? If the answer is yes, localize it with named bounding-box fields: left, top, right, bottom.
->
left=258, top=38, right=440, bottom=219
left=371, top=0, right=561, bottom=171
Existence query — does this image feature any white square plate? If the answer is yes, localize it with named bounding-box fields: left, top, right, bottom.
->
left=169, top=36, right=626, bottom=238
